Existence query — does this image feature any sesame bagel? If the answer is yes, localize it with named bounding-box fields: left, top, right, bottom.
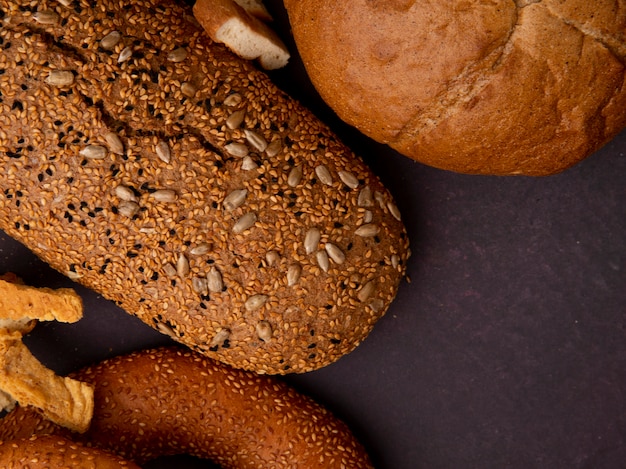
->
left=0, top=0, right=409, bottom=374
left=0, top=435, right=141, bottom=469
left=0, top=347, right=374, bottom=468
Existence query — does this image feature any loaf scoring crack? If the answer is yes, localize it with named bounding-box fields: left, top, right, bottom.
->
left=393, top=9, right=520, bottom=146
left=388, top=0, right=626, bottom=173
left=29, top=26, right=89, bottom=66
left=542, top=5, right=626, bottom=64
left=0, top=0, right=409, bottom=374
left=90, top=96, right=229, bottom=162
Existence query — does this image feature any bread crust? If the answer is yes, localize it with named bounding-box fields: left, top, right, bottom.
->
left=0, top=279, right=82, bottom=324
left=0, top=333, right=94, bottom=433
left=284, top=0, right=626, bottom=175
left=0, top=347, right=374, bottom=468
left=0, top=275, right=92, bottom=432
left=0, top=435, right=140, bottom=469
left=0, top=0, right=409, bottom=374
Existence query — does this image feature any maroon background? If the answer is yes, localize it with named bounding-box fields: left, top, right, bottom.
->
left=2, top=1, right=625, bottom=468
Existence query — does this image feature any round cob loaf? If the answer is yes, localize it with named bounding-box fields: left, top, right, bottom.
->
left=0, top=0, right=409, bottom=374
left=284, top=0, right=626, bottom=175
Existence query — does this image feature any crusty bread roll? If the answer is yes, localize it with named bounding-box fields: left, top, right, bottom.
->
left=284, top=0, right=626, bottom=175
left=0, top=347, right=374, bottom=468
left=0, top=0, right=409, bottom=374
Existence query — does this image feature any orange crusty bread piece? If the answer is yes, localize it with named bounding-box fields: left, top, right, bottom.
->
left=0, top=0, right=409, bottom=374
left=284, top=0, right=626, bottom=175
left=0, top=278, right=83, bottom=325
left=0, top=347, right=374, bottom=468
left=0, top=274, right=35, bottom=335
left=0, top=275, right=92, bottom=433
left=0, top=333, right=94, bottom=433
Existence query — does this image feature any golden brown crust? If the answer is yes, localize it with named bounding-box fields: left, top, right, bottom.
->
left=0, top=279, right=83, bottom=324
left=0, top=274, right=36, bottom=335
left=0, top=0, right=409, bottom=374
left=284, top=0, right=626, bottom=175
left=0, top=347, right=374, bottom=468
left=0, top=275, right=92, bottom=432
left=0, top=333, right=94, bottom=433
left=0, top=435, right=140, bottom=469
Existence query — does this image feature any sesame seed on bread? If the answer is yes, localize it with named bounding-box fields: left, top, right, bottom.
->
left=0, top=435, right=142, bottom=469
left=0, top=347, right=374, bottom=468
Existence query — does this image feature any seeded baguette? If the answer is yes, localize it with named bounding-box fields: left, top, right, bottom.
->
left=0, top=347, right=374, bottom=468
left=0, top=0, right=409, bottom=374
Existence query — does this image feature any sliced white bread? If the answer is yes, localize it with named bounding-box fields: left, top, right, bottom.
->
left=194, top=0, right=289, bottom=69
left=233, top=0, right=274, bottom=22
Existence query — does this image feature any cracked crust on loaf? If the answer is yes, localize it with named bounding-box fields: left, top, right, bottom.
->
left=284, top=0, right=626, bottom=175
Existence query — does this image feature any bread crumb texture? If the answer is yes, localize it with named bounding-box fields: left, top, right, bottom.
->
left=0, top=0, right=409, bottom=374
left=0, top=347, right=375, bottom=468
left=284, top=0, right=626, bottom=175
